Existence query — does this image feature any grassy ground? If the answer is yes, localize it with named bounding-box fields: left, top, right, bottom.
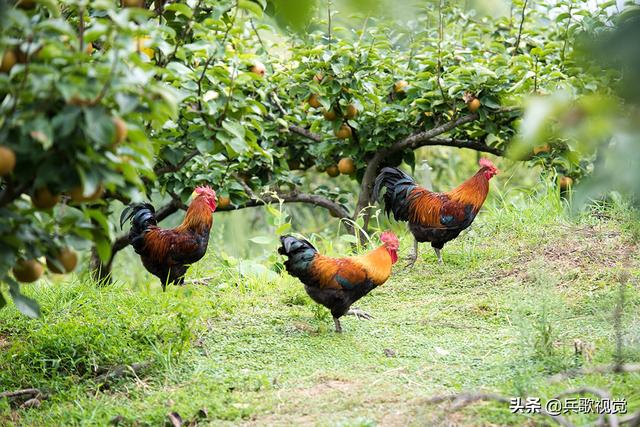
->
left=0, top=190, right=639, bottom=426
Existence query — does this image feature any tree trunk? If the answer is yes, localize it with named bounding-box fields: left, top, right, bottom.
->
left=89, top=246, right=114, bottom=285
left=353, top=150, right=388, bottom=240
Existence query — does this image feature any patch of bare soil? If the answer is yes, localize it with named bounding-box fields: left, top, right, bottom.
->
left=0, top=334, right=9, bottom=350
left=495, top=225, right=637, bottom=283
left=240, top=378, right=359, bottom=426
left=541, top=225, right=636, bottom=270
left=239, top=377, right=427, bottom=426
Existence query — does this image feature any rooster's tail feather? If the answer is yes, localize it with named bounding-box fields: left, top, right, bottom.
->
left=372, top=167, right=417, bottom=222
left=279, top=235, right=317, bottom=278
left=120, top=203, right=157, bottom=252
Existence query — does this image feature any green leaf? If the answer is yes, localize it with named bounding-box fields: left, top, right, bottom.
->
left=195, top=138, right=215, bottom=153
left=222, top=119, right=246, bottom=140
left=221, top=120, right=248, bottom=154
left=7, top=278, right=41, bottom=318
left=599, top=0, right=616, bottom=9
left=84, top=107, right=115, bottom=147
left=249, top=236, right=271, bottom=245
left=52, top=106, right=81, bottom=139
left=238, top=0, right=263, bottom=17
left=93, top=232, right=112, bottom=263
left=27, top=116, right=54, bottom=149
left=39, top=0, right=61, bottom=17
left=265, top=204, right=282, bottom=218
left=85, top=209, right=111, bottom=234
left=167, top=61, right=194, bottom=77
left=0, top=292, right=6, bottom=309
left=165, top=3, right=194, bottom=18
left=275, top=223, right=291, bottom=234
left=35, top=18, right=75, bottom=36
left=115, top=93, right=140, bottom=115
left=340, top=234, right=359, bottom=243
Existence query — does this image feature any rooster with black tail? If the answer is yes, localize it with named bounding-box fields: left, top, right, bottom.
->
left=119, top=186, right=217, bottom=290
left=278, top=232, right=399, bottom=333
left=373, top=158, right=499, bottom=266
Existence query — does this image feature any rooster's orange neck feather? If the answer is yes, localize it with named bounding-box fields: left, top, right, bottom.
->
left=447, top=169, right=490, bottom=210
left=351, top=245, right=393, bottom=286
left=176, top=196, right=213, bottom=233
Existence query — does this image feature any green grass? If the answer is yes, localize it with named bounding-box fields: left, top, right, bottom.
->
left=1, top=190, right=639, bottom=426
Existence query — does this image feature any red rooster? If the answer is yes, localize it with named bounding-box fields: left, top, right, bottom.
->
left=373, top=158, right=499, bottom=266
left=119, top=186, right=217, bottom=290
left=278, top=231, right=399, bottom=333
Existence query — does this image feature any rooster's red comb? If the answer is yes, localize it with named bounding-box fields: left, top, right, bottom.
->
left=194, top=185, right=216, bottom=196
left=479, top=158, right=496, bottom=169
left=380, top=231, right=399, bottom=246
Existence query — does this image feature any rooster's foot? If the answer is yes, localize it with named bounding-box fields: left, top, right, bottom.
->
left=346, top=308, right=373, bottom=320
left=405, top=239, right=419, bottom=269
left=333, top=317, right=343, bottom=333
left=434, top=248, right=443, bottom=264
left=404, top=254, right=417, bottom=269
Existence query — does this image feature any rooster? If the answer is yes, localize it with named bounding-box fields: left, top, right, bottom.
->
left=119, top=186, right=217, bottom=290
left=373, top=158, right=499, bottom=266
left=278, top=231, right=399, bottom=333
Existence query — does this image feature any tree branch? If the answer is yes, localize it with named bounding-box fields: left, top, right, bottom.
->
left=154, top=149, right=200, bottom=176
left=548, top=363, right=640, bottom=384
left=414, top=137, right=504, bottom=156
left=0, top=388, right=42, bottom=400
left=288, top=125, right=323, bottom=142
left=268, top=93, right=323, bottom=142
left=513, top=0, right=529, bottom=56
left=217, top=190, right=350, bottom=219
left=620, top=409, right=640, bottom=426
left=393, top=112, right=478, bottom=152
left=552, top=387, right=618, bottom=427
left=250, top=18, right=267, bottom=54
left=110, top=191, right=348, bottom=261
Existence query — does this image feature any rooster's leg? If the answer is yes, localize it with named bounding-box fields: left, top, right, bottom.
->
left=434, top=247, right=443, bottom=264
left=333, top=317, right=343, bottom=333
left=346, top=308, right=373, bottom=320
left=405, top=239, right=419, bottom=268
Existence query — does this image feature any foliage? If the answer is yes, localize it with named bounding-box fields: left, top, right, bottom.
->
left=513, top=3, right=640, bottom=205
left=0, top=0, right=177, bottom=312
left=0, top=0, right=628, bottom=314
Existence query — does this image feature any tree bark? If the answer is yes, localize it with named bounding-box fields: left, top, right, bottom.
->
left=89, top=247, right=114, bottom=285
left=354, top=149, right=388, bottom=233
